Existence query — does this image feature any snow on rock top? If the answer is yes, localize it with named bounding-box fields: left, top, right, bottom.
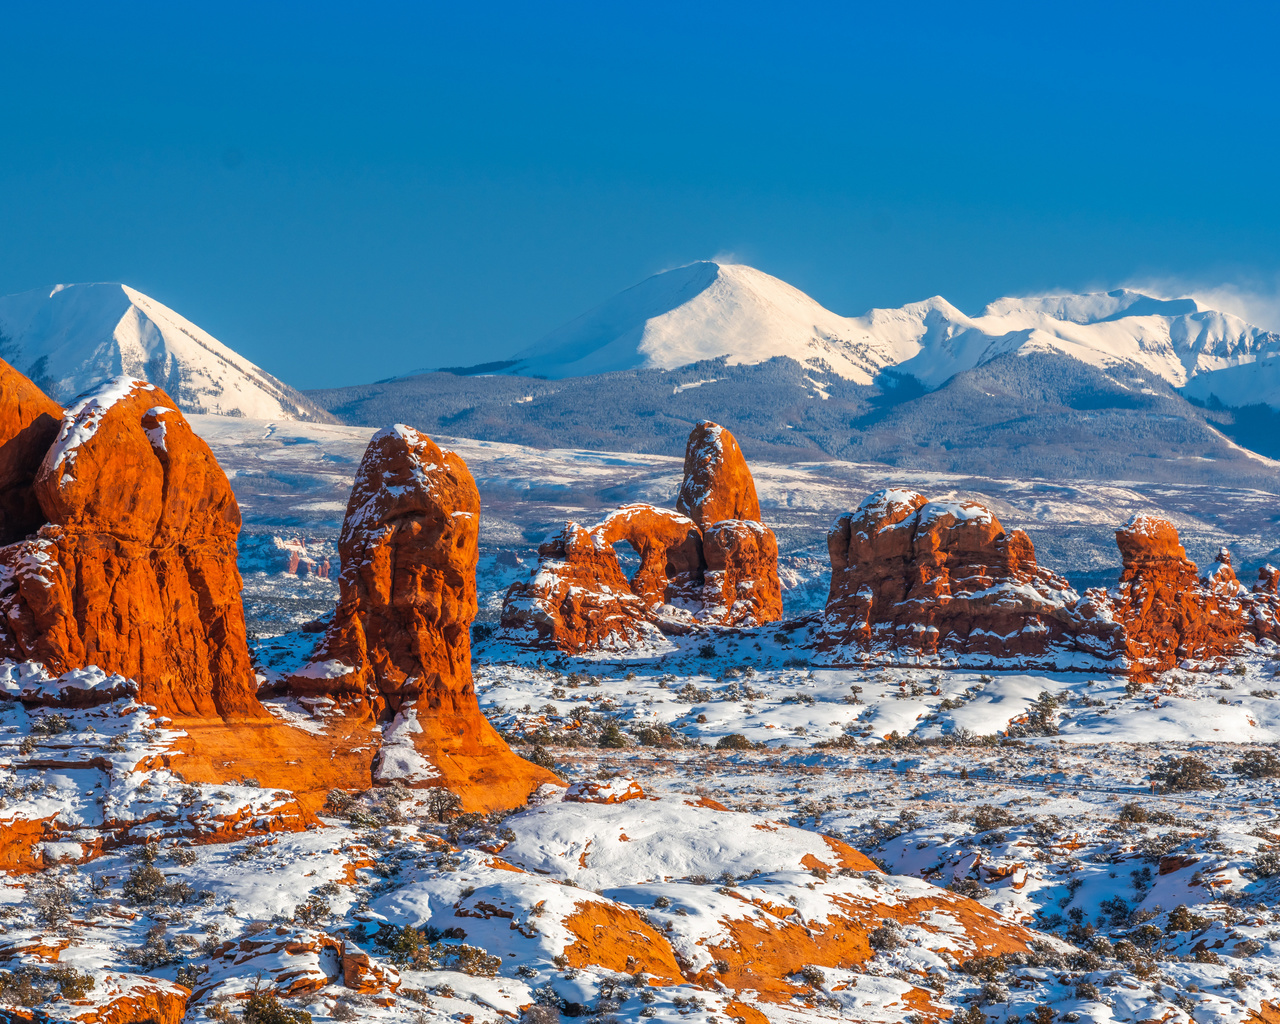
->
left=44, top=375, right=154, bottom=473
left=0, top=282, right=332, bottom=420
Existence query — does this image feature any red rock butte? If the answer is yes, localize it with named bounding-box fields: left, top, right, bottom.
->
left=501, top=420, right=783, bottom=652
left=288, top=424, right=559, bottom=810
left=816, top=491, right=1280, bottom=676
left=815, top=488, right=1120, bottom=669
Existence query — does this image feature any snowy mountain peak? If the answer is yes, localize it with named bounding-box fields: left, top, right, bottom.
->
left=0, top=282, right=330, bottom=421
left=504, top=263, right=1280, bottom=403
left=508, top=261, right=900, bottom=384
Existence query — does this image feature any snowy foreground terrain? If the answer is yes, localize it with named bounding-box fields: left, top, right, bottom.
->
left=4, top=417, right=1280, bottom=1023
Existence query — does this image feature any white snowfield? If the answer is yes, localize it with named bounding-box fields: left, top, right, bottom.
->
left=504, top=261, right=1280, bottom=404
left=0, top=282, right=329, bottom=420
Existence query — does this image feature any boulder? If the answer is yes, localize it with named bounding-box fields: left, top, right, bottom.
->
left=815, top=488, right=1120, bottom=668
left=501, top=421, right=782, bottom=651
left=289, top=424, right=559, bottom=811
left=0, top=374, right=264, bottom=720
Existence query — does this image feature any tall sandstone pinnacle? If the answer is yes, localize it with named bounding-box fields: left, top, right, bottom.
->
left=289, top=424, right=559, bottom=811
left=0, top=369, right=264, bottom=719
left=502, top=420, right=781, bottom=652
left=1103, top=514, right=1260, bottom=675
left=675, top=420, right=762, bottom=528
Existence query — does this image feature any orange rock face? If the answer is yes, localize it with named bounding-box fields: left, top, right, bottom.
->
left=816, top=488, right=1120, bottom=668
left=0, top=374, right=264, bottom=720
left=1101, top=514, right=1255, bottom=674
left=0, top=360, right=63, bottom=545
left=288, top=424, right=558, bottom=811
left=675, top=420, right=762, bottom=528
left=501, top=421, right=781, bottom=652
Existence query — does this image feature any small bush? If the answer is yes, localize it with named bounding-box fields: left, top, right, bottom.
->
left=30, top=713, right=69, bottom=736
left=426, top=787, right=462, bottom=822
left=1150, top=755, right=1223, bottom=793
left=597, top=721, right=627, bottom=749
left=243, top=978, right=313, bottom=1023
left=1233, top=749, right=1280, bottom=779
left=0, top=964, right=95, bottom=1007
left=715, top=733, right=752, bottom=751
left=525, top=744, right=557, bottom=769
left=869, top=920, right=905, bottom=951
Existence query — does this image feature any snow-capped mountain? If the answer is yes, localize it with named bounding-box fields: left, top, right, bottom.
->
left=504, top=261, right=1280, bottom=404
left=0, top=283, right=331, bottom=420
left=506, top=261, right=915, bottom=383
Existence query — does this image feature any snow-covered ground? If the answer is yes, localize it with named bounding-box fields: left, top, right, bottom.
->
left=4, top=418, right=1280, bottom=1023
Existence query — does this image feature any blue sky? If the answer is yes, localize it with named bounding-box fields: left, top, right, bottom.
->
left=3, top=1, right=1278, bottom=388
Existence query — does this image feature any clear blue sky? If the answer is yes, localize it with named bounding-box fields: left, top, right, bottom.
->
left=3, top=1, right=1278, bottom=388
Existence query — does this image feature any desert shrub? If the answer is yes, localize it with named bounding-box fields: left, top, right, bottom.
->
left=524, top=744, right=557, bottom=768
left=972, top=804, right=1017, bottom=833
left=697, top=643, right=717, bottom=659
left=0, top=964, right=95, bottom=1006
left=715, top=733, right=752, bottom=751
left=122, top=862, right=192, bottom=905
left=1166, top=904, right=1209, bottom=933
left=293, top=895, right=331, bottom=926
left=597, top=720, right=627, bottom=748
left=29, top=874, right=78, bottom=934
left=1254, top=850, right=1280, bottom=877
left=674, top=682, right=712, bottom=703
left=243, top=977, right=313, bottom=1023
left=1006, top=691, right=1064, bottom=737
left=632, top=723, right=682, bottom=748
left=29, top=713, right=69, bottom=736
left=1150, top=755, right=1223, bottom=793
left=955, top=1009, right=987, bottom=1024
left=799, top=964, right=826, bottom=987
left=1233, top=749, right=1280, bottom=778
left=869, top=920, right=905, bottom=951
left=426, top=787, right=462, bottom=822
left=126, top=925, right=184, bottom=968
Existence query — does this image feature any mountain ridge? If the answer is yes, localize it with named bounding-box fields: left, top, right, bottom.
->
left=490, top=262, right=1280, bottom=406
left=0, top=282, right=334, bottom=421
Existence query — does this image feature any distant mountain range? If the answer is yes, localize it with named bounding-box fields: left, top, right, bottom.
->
left=306, top=261, right=1280, bottom=485
left=486, top=261, right=1280, bottom=404
left=5, top=270, right=1278, bottom=489
left=0, top=283, right=332, bottom=420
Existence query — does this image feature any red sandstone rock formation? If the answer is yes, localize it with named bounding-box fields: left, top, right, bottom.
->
left=289, top=424, right=558, bottom=811
left=675, top=420, right=762, bottom=528
left=0, top=373, right=265, bottom=720
left=0, top=360, right=62, bottom=545
left=816, top=488, right=1120, bottom=668
left=501, top=421, right=781, bottom=652
left=1103, top=514, right=1253, bottom=674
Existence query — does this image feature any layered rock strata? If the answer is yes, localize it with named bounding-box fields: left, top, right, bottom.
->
left=815, top=488, right=1121, bottom=669
left=0, top=370, right=265, bottom=719
left=501, top=420, right=782, bottom=652
left=288, top=424, right=558, bottom=809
